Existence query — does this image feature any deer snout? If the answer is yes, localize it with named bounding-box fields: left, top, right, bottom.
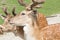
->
left=9, top=20, right=14, bottom=25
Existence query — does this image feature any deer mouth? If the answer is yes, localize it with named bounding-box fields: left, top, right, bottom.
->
left=10, top=22, right=25, bottom=27
left=9, top=22, right=16, bottom=26
left=17, top=25, right=25, bottom=27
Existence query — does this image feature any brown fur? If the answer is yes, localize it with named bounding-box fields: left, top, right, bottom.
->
left=37, top=13, right=48, bottom=29
left=39, top=23, right=60, bottom=40
left=34, top=13, right=60, bottom=40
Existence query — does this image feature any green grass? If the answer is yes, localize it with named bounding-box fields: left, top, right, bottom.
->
left=39, top=0, right=60, bottom=15
left=0, top=0, right=60, bottom=24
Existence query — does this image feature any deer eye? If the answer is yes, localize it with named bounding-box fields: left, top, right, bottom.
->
left=8, top=20, right=10, bottom=22
left=21, top=13, right=25, bottom=15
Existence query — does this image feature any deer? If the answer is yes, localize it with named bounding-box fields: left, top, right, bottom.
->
left=6, top=0, right=49, bottom=40
left=10, top=0, right=48, bottom=39
left=0, top=7, right=24, bottom=40
left=8, top=0, right=47, bottom=39
left=11, top=0, right=48, bottom=39
left=8, top=0, right=60, bottom=40
left=0, top=7, right=17, bottom=34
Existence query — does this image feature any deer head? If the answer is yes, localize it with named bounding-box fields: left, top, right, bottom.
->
left=9, top=0, right=40, bottom=26
left=0, top=7, right=16, bottom=32
left=10, top=10, right=37, bottom=26
left=9, top=0, right=47, bottom=29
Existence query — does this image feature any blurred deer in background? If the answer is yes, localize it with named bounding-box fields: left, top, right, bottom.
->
left=0, top=7, right=16, bottom=33
left=0, top=7, right=24, bottom=40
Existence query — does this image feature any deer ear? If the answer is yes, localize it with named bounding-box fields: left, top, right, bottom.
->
left=0, top=14, right=6, bottom=20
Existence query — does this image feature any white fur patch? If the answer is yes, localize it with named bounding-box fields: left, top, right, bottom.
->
left=23, top=24, right=36, bottom=40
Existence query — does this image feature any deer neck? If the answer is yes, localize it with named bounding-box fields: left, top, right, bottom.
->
left=23, top=21, right=40, bottom=40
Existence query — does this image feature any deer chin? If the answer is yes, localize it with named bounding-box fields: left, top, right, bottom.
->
left=10, top=23, right=25, bottom=27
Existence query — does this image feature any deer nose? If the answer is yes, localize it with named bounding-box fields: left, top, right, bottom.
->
left=9, top=21, right=14, bottom=24
left=9, top=22, right=15, bottom=26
